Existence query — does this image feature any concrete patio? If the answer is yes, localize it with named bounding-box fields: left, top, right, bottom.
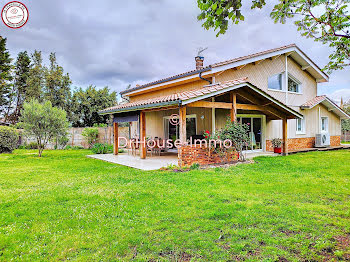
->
left=87, top=152, right=178, bottom=170
left=87, top=151, right=279, bottom=170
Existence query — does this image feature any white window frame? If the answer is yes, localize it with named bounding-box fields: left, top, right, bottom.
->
left=267, top=73, right=283, bottom=92
left=296, top=117, right=305, bottom=134
left=321, top=116, right=328, bottom=132
left=287, top=74, right=302, bottom=94
left=163, top=114, right=197, bottom=140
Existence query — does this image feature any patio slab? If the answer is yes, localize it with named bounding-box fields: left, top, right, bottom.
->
left=87, top=153, right=178, bottom=170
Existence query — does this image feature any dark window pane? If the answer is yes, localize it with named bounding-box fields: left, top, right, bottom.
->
left=288, top=77, right=299, bottom=92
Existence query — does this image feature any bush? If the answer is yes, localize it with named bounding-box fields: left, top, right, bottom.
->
left=64, top=145, right=84, bottom=150
left=82, top=128, right=99, bottom=148
left=190, top=163, right=200, bottom=170
left=91, top=143, right=113, bottom=154
left=26, top=142, right=38, bottom=149
left=0, top=126, right=19, bottom=153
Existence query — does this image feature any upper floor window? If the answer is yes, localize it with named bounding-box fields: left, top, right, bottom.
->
left=321, top=117, right=328, bottom=132
left=296, top=117, right=305, bottom=134
left=288, top=75, right=301, bottom=93
left=268, top=73, right=282, bottom=91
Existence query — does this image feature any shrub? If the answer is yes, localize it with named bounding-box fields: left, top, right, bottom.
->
left=216, top=119, right=250, bottom=161
left=0, top=126, right=19, bottom=153
left=91, top=143, right=113, bottom=154
left=190, top=163, right=200, bottom=170
left=26, top=142, right=38, bottom=149
left=64, top=145, right=84, bottom=150
left=82, top=128, right=99, bottom=148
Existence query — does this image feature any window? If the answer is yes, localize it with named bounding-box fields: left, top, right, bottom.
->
left=321, top=117, right=328, bottom=132
left=296, top=118, right=305, bottom=134
left=288, top=75, right=301, bottom=93
left=268, top=73, right=282, bottom=90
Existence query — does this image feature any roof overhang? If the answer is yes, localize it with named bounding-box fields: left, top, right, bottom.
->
left=211, top=45, right=329, bottom=83
left=182, top=82, right=303, bottom=119
left=301, top=97, right=350, bottom=119
left=99, top=100, right=180, bottom=115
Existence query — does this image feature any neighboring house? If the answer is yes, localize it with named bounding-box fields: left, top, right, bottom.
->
left=100, top=44, right=350, bottom=166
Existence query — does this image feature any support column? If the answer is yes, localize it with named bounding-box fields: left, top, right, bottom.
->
left=230, top=92, right=237, bottom=122
left=113, top=122, right=119, bottom=155
left=178, top=106, right=187, bottom=167
left=211, top=97, right=215, bottom=134
left=282, top=118, right=288, bottom=155
left=140, top=111, right=146, bottom=159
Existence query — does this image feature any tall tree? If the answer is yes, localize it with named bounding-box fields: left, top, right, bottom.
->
left=197, top=0, right=350, bottom=72
left=26, top=50, right=44, bottom=102
left=70, top=85, right=117, bottom=127
left=0, top=37, right=13, bottom=119
left=9, top=51, right=31, bottom=123
left=44, top=53, right=72, bottom=114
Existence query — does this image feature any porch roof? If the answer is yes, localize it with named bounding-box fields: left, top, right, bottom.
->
left=301, top=95, right=350, bottom=119
left=99, top=77, right=303, bottom=119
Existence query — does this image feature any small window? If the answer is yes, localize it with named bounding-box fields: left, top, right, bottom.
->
left=268, top=73, right=282, bottom=90
left=296, top=118, right=305, bottom=134
left=321, top=117, right=328, bottom=132
left=288, top=75, right=301, bottom=93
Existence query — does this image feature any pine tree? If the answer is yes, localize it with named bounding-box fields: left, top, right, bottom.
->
left=26, top=50, right=44, bottom=101
left=44, top=53, right=72, bottom=114
left=0, top=37, right=13, bottom=119
left=10, top=51, right=31, bottom=122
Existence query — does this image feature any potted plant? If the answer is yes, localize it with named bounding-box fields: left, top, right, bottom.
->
left=271, top=138, right=282, bottom=153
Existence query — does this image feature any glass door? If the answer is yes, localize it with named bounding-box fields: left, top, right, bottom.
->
left=237, top=116, right=263, bottom=152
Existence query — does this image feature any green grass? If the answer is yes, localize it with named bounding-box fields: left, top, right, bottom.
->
left=0, top=149, right=350, bottom=261
left=341, top=141, right=350, bottom=144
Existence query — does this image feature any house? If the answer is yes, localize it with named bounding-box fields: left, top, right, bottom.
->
left=100, top=44, right=350, bottom=166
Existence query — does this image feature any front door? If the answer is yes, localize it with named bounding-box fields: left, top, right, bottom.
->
left=164, top=115, right=197, bottom=141
left=237, top=116, right=263, bottom=152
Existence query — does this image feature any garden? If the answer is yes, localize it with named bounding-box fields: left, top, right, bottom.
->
left=0, top=148, right=350, bottom=260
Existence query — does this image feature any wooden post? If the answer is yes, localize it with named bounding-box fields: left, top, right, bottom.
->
left=230, top=92, right=237, bottom=122
left=178, top=106, right=187, bottom=167
left=113, top=122, right=119, bottom=155
left=140, top=111, right=146, bottom=159
left=282, top=118, right=288, bottom=155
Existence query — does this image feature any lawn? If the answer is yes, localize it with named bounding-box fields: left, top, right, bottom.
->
left=0, top=149, right=350, bottom=261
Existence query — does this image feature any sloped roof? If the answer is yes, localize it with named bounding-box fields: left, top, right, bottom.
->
left=301, top=95, right=350, bottom=119
left=120, top=44, right=329, bottom=96
left=100, top=77, right=303, bottom=119
left=101, top=78, right=248, bottom=114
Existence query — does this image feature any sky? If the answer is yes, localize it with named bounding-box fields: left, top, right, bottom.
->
left=1, top=0, right=349, bottom=103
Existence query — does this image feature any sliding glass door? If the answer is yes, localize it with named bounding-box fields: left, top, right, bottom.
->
left=237, top=116, right=264, bottom=152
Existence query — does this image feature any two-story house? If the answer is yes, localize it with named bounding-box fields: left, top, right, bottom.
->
left=100, top=44, right=349, bottom=166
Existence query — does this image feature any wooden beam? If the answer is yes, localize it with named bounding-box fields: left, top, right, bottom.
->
left=236, top=90, right=286, bottom=119
left=142, top=106, right=178, bottom=112
left=230, top=92, right=237, bottom=122
left=178, top=106, right=187, bottom=167
left=140, top=111, right=146, bottom=159
left=113, top=122, right=118, bottom=155
left=282, top=118, right=288, bottom=155
left=187, top=101, right=232, bottom=109
left=301, top=65, right=310, bottom=70
left=179, top=106, right=187, bottom=144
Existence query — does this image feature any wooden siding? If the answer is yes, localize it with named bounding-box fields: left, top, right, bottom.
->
left=266, top=104, right=341, bottom=139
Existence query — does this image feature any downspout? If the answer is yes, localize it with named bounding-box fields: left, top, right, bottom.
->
left=285, top=54, right=288, bottom=105
left=199, top=71, right=212, bottom=85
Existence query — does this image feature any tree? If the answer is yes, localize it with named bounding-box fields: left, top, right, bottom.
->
left=20, top=99, right=69, bottom=157
left=70, top=85, right=117, bottom=127
left=81, top=127, right=99, bottom=148
left=44, top=53, right=72, bottom=114
left=26, top=50, right=44, bottom=102
left=197, top=0, right=350, bottom=72
left=342, top=99, right=350, bottom=132
left=9, top=51, right=31, bottom=123
left=0, top=126, right=18, bottom=153
left=0, top=37, right=13, bottom=119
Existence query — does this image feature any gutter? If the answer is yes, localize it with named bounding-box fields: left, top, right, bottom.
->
left=199, top=71, right=212, bottom=85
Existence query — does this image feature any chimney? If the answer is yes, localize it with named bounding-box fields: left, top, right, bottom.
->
left=195, top=56, right=204, bottom=70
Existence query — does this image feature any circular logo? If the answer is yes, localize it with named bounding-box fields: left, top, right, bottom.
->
left=2, top=1, right=28, bottom=29
left=169, top=114, right=180, bottom=126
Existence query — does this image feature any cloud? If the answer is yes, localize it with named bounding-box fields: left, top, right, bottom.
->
left=1, top=0, right=349, bottom=96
